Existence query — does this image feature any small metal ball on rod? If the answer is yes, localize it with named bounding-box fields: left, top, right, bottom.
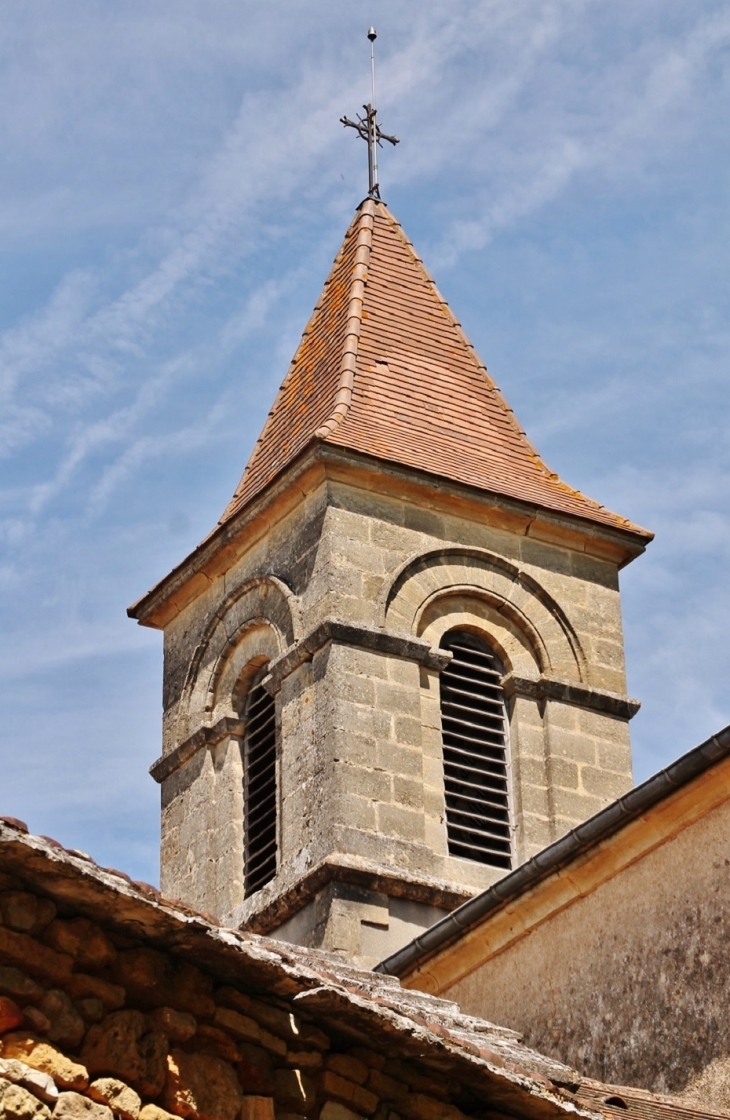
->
left=341, top=27, right=399, bottom=200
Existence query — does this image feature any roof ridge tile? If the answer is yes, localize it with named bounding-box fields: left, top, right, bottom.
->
left=314, top=198, right=375, bottom=440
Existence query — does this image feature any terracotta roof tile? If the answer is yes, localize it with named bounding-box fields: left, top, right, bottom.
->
left=220, top=199, right=651, bottom=540
left=574, top=1077, right=730, bottom=1120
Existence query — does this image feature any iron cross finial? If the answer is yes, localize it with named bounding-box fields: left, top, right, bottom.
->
left=341, top=27, right=399, bottom=199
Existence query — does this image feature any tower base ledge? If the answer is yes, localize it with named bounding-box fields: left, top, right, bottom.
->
left=230, top=853, right=478, bottom=936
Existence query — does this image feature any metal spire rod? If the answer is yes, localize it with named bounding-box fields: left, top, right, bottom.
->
left=369, top=27, right=379, bottom=194
left=341, top=27, right=399, bottom=199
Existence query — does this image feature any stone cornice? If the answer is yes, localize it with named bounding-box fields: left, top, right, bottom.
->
left=149, top=623, right=451, bottom=784
left=149, top=716, right=244, bottom=784
left=230, top=852, right=475, bottom=934
left=128, top=442, right=651, bottom=630
left=262, top=619, right=452, bottom=695
left=501, top=674, right=640, bottom=721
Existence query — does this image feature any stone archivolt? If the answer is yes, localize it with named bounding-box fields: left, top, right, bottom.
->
left=179, top=576, right=299, bottom=728
left=381, top=545, right=588, bottom=684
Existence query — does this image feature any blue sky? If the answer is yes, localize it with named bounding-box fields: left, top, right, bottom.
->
left=2, top=1, right=729, bottom=885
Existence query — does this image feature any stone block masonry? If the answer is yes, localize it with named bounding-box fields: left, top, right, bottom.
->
left=140, top=452, right=643, bottom=968
left=0, top=823, right=603, bottom=1120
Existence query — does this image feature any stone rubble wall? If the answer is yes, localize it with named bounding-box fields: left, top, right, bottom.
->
left=0, top=877, right=476, bottom=1120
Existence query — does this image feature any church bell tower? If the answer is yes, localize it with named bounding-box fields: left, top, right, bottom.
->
left=129, top=197, right=651, bottom=968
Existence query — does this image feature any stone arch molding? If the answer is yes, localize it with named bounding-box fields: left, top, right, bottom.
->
left=381, top=547, right=587, bottom=683
left=180, top=575, right=300, bottom=731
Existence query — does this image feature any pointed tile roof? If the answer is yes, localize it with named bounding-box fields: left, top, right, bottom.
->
left=220, top=199, right=649, bottom=540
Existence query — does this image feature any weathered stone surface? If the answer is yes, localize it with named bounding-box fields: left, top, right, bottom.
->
left=0, top=893, right=55, bottom=935
left=23, top=1007, right=51, bottom=1034
left=0, top=1035, right=88, bottom=1091
left=0, top=812, right=624, bottom=1120
left=257, top=1029, right=286, bottom=1059
left=147, top=1009, right=196, bottom=1044
left=75, top=1001, right=105, bottom=1025
left=0, top=994, right=24, bottom=1032
left=36, top=901, right=60, bottom=933
left=325, top=1056, right=368, bottom=1085
left=409, top=1074, right=450, bottom=1101
left=236, top=1044, right=273, bottom=1095
left=297, top=1025, right=330, bottom=1053
left=322, top=1071, right=378, bottom=1115
left=366, top=1070, right=403, bottom=1103
left=273, top=1069, right=316, bottom=1114
left=397, top=1095, right=466, bottom=1120
left=113, top=952, right=214, bottom=1019
left=191, top=1025, right=240, bottom=1064
left=215, top=989, right=298, bottom=1043
left=37, top=991, right=85, bottom=1048
left=444, top=786, right=730, bottom=1096
left=161, top=1049, right=242, bottom=1120
left=682, top=1055, right=730, bottom=1110
left=240, top=1099, right=275, bottom=1120
left=81, top=1011, right=167, bottom=1099
left=87, top=1078, right=142, bottom=1120
left=0, top=1058, right=58, bottom=1105
left=285, top=1050, right=322, bottom=1071
left=0, top=928, right=72, bottom=985
left=348, top=1050, right=383, bottom=1073
left=65, top=976, right=125, bottom=1012
left=53, top=1091, right=113, bottom=1120
left=0, top=967, right=43, bottom=1004
left=319, top=1104, right=365, bottom=1120
left=138, top=1107, right=177, bottom=1120
left=42, top=921, right=116, bottom=972
left=0, top=1077, right=51, bottom=1119
left=211, top=1006, right=259, bottom=1044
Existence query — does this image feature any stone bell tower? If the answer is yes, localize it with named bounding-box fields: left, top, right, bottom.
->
left=129, top=197, right=652, bottom=968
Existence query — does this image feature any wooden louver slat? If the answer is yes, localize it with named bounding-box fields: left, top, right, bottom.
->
left=440, top=631, right=513, bottom=871
left=243, top=678, right=277, bottom=897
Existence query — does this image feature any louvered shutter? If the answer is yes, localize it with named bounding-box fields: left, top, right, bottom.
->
left=243, top=676, right=278, bottom=896
left=439, top=631, right=513, bottom=870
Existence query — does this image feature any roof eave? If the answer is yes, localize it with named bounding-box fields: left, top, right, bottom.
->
left=127, top=441, right=328, bottom=628
left=129, top=440, right=653, bottom=629
left=376, top=722, right=730, bottom=982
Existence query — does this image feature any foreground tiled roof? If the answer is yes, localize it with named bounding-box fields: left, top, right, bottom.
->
left=220, top=198, right=650, bottom=540
left=2, top=816, right=724, bottom=1120
left=0, top=817, right=589, bottom=1120
left=575, top=1078, right=730, bottom=1120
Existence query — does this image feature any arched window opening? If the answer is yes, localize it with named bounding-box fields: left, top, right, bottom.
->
left=439, top=630, right=512, bottom=871
left=243, top=670, right=277, bottom=897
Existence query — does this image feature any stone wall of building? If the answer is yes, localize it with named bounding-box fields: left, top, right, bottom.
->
left=440, top=793, right=730, bottom=1100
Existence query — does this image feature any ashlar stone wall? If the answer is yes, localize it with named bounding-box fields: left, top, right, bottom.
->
left=153, top=466, right=639, bottom=966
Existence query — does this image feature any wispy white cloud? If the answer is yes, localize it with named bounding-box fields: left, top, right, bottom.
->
left=429, top=6, right=730, bottom=265
left=1, top=0, right=729, bottom=876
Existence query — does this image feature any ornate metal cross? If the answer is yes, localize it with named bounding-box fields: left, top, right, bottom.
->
left=341, top=27, right=399, bottom=199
